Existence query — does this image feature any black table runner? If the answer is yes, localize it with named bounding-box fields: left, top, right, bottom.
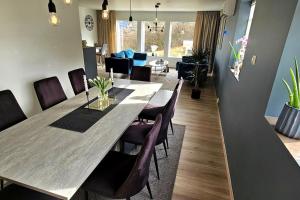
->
left=50, top=87, right=134, bottom=133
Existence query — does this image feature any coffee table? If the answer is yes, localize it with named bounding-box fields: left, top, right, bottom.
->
left=149, top=60, right=169, bottom=74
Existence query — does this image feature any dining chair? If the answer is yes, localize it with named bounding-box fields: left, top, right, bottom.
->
left=68, top=68, right=86, bottom=95
left=34, top=77, right=67, bottom=110
left=83, top=114, right=162, bottom=200
left=121, top=90, right=178, bottom=180
left=130, top=66, right=152, bottom=82
left=139, top=79, right=183, bottom=135
left=0, top=184, right=60, bottom=200
left=0, top=90, right=27, bottom=190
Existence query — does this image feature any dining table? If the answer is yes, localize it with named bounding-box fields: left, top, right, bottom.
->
left=0, top=79, right=162, bottom=200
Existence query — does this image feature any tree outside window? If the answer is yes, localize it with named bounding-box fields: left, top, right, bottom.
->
left=144, top=21, right=165, bottom=57
left=117, top=20, right=138, bottom=51
left=170, top=22, right=195, bottom=58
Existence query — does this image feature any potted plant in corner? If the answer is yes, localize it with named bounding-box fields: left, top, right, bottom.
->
left=275, top=58, right=300, bottom=139
left=189, top=49, right=209, bottom=99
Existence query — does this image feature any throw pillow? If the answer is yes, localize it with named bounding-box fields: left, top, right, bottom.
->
left=124, top=48, right=135, bottom=59
left=115, top=51, right=126, bottom=58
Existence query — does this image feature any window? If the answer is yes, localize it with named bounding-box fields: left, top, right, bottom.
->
left=116, top=20, right=138, bottom=51
left=169, top=22, right=195, bottom=58
left=144, top=21, right=165, bottom=57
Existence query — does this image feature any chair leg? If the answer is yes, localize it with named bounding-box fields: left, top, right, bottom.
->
left=170, top=119, right=174, bottom=135
left=163, top=141, right=168, bottom=157
left=146, top=181, right=153, bottom=199
left=1, top=179, right=3, bottom=190
left=166, top=137, right=169, bottom=149
left=85, top=190, right=89, bottom=200
left=153, top=148, right=160, bottom=180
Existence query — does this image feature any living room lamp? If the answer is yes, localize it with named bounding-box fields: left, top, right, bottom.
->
left=148, top=3, right=164, bottom=33
left=102, top=0, right=109, bottom=20
left=63, top=0, right=72, bottom=5
left=128, top=0, right=133, bottom=28
left=48, top=0, right=60, bottom=26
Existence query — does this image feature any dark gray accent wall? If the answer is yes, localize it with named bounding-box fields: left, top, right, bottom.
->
left=266, top=1, right=300, bottom=117
left=214, top=0, right=300, bottom=199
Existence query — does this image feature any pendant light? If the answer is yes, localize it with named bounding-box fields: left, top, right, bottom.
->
left=48, top=0, right=60, bottom=26
left=128, top=0, right=133, bottom=28
left=102, top=0, right=109, bottom=20
left=63, top=0, right=72, bottom=5
left=148, top=3, right=164, bottom=33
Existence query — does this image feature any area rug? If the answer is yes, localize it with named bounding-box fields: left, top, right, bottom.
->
left=72, top=124, right=186, bottom=200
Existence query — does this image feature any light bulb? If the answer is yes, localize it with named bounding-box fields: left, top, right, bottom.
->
left=102, top=10, right=109, bottom=20
left=128, top=21, right=133, bottom=28
left=49, top=13, right=60, bottom=26
left=64, top=0, right=72, bottom=5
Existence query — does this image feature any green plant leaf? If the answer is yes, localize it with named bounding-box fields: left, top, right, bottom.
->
left=283, top=79, right=294, bottom=107
left=229, top=41, right=239, bottom=61
left=295, top=57, right=300, bottom=98
left=290, top=68, right=300, bottom=109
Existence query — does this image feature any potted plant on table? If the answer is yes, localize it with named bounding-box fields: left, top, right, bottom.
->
left=275, top=58, right=300, bottom=139
left=89, top=76, right=111, bottom=102
left=189, top=49, right=210, bottom=99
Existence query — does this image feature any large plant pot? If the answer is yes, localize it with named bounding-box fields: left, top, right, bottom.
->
left=191, top=88, right=201, bottom=99
left=275, top=103, right=300, bottom=139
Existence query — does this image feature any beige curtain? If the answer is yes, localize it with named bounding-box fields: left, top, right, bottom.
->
left=97, top=10, right=116, bottom=55
left=193, top=11, right=221, bottom=71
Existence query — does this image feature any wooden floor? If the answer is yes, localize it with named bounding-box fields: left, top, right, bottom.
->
left=171, top=79, right=232, bottom=200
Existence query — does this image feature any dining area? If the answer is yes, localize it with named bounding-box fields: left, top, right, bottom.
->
left=0, top=68, right=183, bottom=200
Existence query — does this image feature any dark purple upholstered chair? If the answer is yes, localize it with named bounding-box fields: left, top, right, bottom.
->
left=83, top=114, right=162, bottom=200
left=68, top=68, right=86, bottom=95
left=139, top=79, right=184, bottom=135
left=121, top=90, right=178, bottom=180
left=130, top=66, right=152, bottom=82
left=0, top=90, right=27, bottom=132
left=0, top=90, right=27, bottom=190
left=34, top=77, right=67, bottom=110
left=0, top=184, right=60, bottom=200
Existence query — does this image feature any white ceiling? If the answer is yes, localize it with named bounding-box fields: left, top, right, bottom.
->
left=78, top=0, right=226, bottom=11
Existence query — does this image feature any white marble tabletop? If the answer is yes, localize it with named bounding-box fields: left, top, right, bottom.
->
left=0, top=79, right=162, bottom=200
left=148, top=89, right=173, bottom=107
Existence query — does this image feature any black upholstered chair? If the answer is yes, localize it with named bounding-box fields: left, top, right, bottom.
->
left=83, top=114, right=162, bottom=200
left=130, top=66, right=152, bottom=82
left=68, top=68, right=86, bottom=95
left=0, top=90, right=27, bottom=190
left=121, top=89, right=178, bottom=180
left=139, top=79, right=184, bottom=134
left=0, top=184, right=60, bottom=200
left=34, top=77, right=67, bottom=110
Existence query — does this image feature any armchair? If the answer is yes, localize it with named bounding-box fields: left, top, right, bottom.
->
left=176, top=56, right=209, bottom=85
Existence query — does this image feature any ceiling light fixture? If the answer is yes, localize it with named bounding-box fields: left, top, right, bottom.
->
left=48, top=0, right=60, bottom=26
left=148, top=3, right=164, bottom=33
left=128, top=0, right=133, bottom=28
left=102, top=0, right=109, bottom=20
left=63, top=0, right=72, bottom=5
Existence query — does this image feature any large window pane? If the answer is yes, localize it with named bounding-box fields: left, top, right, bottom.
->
left=117, top=21, right=138, bottom=51
left=170, top=22, right=195, bottom=58
left=144, top=21, right=165, bottom=57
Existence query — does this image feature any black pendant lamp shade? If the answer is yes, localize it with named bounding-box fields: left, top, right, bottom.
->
left=102, top=0, right=108, bottom=10
left=48, top=0, right=56, bottom=13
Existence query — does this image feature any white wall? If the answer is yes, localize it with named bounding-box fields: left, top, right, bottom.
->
left=79, top=7, right=98, bottom=46
left=115, top=11, right=197, bottom=67
left=0, top=0, right=84, bottom=116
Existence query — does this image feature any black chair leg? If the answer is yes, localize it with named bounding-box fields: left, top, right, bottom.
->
left=163, top=141, right=168, bottom=157
left=166, top=137, right=169, bottom=149
left=170, top=119, right=174, bottom=135
left=1, top=179, right=3, bottom=190
left=85, top=190, right=89, bottom=200
left=153, top=148, right=160, bottom=180
left=146, top=181, right=153, bottom=199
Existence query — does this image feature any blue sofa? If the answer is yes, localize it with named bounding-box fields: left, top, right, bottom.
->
left=105, top=49, right=147, bottom=75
